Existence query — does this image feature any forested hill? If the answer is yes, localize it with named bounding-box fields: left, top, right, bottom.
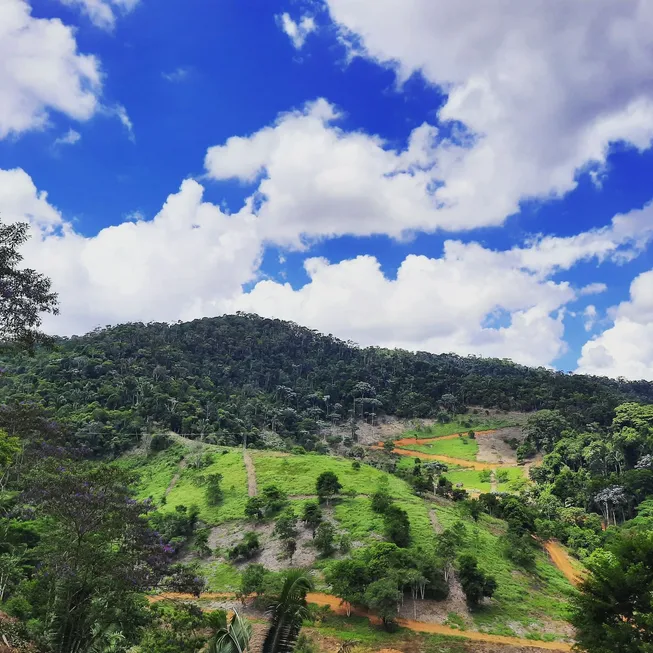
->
left=1, top=312, right=652, bottom=455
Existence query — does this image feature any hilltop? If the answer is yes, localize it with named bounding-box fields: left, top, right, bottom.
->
left=0, top=313, right=652, bottom=456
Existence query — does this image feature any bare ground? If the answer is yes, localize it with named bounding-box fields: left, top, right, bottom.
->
left=475, top=427, right=525, bottom=465
left=164, top=457, right=187, bottom=496
left=244, top=449, right=258, bottom=497
left=205, top=506, right=342, bottom=573
left=324, top=416, right=440, bottom=447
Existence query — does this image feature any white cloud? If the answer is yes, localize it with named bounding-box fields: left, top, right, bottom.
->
left=278, top=12, right=317, bottom=49
left=54, top=128, right=81, bottom=147
left=229, top=246, right=574, bottom=367
left=579, top=283, right=608, bottom=296
left=0, top=0, right=102, bottom=139
left=162, top=67, right=191, bottom=83
left=1, top=168, right=262, bottom=336
left=57, top=0, right=139, bottom=30
left=320, top=0, right=653, bottom=228
left=102, top=103, right=135, bottom=140
left=577, top=270, right=653, bottom=380
left=5, top=163, right=652, bottom=372
left=205, top=100, right=653, bottom=253
left=583, top=305, right=598, bottom=332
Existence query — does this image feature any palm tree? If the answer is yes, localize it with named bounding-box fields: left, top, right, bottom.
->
left=208, top=610, right=253, bottom=653
left=262, top=569, right=314, bottom=653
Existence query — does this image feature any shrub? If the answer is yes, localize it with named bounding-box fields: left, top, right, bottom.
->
left=205, top=473, right=224, bottom=505
left=229, top=531, right=261, bottom=561
left=458, top=554, right=497, bottom=606
left=315, top=522, right=336, bottom=557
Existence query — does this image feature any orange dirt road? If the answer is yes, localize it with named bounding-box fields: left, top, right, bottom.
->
left=150, top=591, right=571, bottom=651
left=543, top=540, right=583, bottom=586
left=392, top=430, right=496, bottom=448
left=375, top=430, right=500, bottom=470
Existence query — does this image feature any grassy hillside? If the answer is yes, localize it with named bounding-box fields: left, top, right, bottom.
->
left=433, top=500, right=574, bottom=640
left=120, top=438, right=575, bottom=643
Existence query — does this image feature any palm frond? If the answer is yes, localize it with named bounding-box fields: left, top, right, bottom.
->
left=262, top=570, right=314, bottom=653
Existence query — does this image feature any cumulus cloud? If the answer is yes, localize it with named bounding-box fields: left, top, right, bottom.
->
left=321, top=0, right=653, bottom=228
left=579, top=283, right=608, bottom=297
left=1, top=168, right=261, bottom=336
left=53, top=128, right=82, bottom=147
left=5, top=161, right=653, bottom=368
left=57, top=0, right=139, bottom=30
left=278, top=12, right=317, bottom=49
left=577, top=270, right=653, bottom=380
left=229, top=247, right=574, bottom=367
left=204, top=100, right=653, bottom=250
left=0, top=0, right=102, bottom=139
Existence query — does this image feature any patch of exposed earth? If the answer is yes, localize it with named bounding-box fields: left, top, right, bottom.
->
left=476, top=427, right=525, bottom=465
left=202, top=507, right=344, bottom=573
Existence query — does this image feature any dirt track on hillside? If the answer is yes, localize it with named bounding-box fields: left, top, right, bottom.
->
left=149, top=591, right=572, bottom=651
left=380, top=430, right=501, bottom=470
left=543, top=541, right=583, bottom=586
left=243, top=449, right=257, bottom=497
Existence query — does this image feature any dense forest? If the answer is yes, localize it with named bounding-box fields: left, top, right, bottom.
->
left=1, top=313, right=652, bottom=455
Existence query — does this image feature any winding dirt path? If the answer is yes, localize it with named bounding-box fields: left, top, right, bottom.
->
left=393, top=430, right=496, bottom=448
left=543, top=541, right=583, bottom=586
left=164, top=457, right=186, bottom=496
left=243, top=449, right=257, bottom=497
left=387, top=447, right=499, bottom=470
left=375, top=430, right=501, bottom=470
left=149, top=592, right=571, bottom=650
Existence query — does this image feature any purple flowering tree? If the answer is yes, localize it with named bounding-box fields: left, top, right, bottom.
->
left=22, top=459, right=173, bottom=653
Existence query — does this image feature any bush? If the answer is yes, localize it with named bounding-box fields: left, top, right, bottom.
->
left=315, top=522, right=336, bottom=557
left=302, top=501, right=323, bottom=537
left=205, top=473, right=224, bottom=506
left=339, top=534, right=351, bottom=554
left=229, top=531, right=261, bottom=561
left=371, top=488, right=392, bottom=514
left=352, top=460, right=361, bottom=471
left=479, top=469, right=492, bottom=483
left=503, top=531, right=535, bottom=567
left=383, top=504, right=411, bottom=548
left=244, top=496, right=265, bottom=520
left=274, top=508, right=298, bottom=540
left=149, top=433, right=171, bottom=452
left=458, top=554, right=497, bottom=606
left=239, top=563, right=268, bottom=601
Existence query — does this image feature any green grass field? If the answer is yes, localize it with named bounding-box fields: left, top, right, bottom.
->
left=252, top=452, right=416, bottom=500
left=399, top=416, right=517, bottom=440
left=444, top=469, right=492, bottom=493
left=163, top=450, right=249, bottom=524
left=496, top=466, right=528, bottom=491
left=333, top=496, right=435, bottom=551
left=434, top=501, right=574, bottom=638
left=117, top=444, right=187, bottom=502
left=398, top=435, right=479, bottom=461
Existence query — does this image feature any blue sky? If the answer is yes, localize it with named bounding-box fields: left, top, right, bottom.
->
left=1, top=0, right=653, bottom=379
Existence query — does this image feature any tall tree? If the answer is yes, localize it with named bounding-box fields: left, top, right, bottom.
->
left=0, top=220, right=59, bottom=347
left=571, top=531, right=653, bottom=653
left=21, top=459, right=170, bottom=653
